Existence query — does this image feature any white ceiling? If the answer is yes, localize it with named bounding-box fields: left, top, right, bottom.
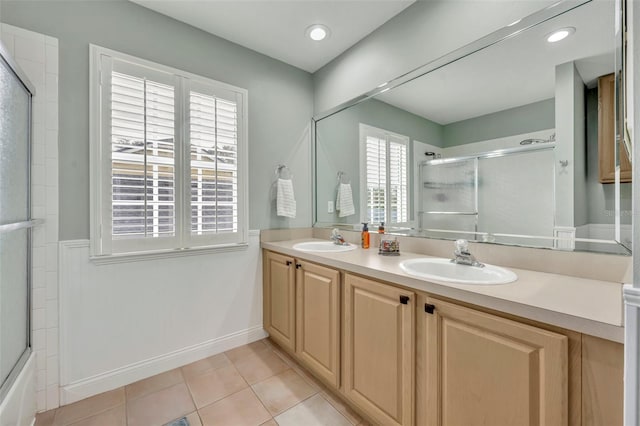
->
left=129, top=0, right=414, bottom=73
left=377, top=1, right=614, bottom=125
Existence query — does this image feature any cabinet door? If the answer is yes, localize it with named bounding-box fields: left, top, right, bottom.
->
left=423, top=297, right=568, bottom=426
left=263, top=251, right=296, bottom=351
left=598, top=73, right=631, bottom=183
left=296, top=261, right=341, bottom=388
left=343, top=274, right=414, bottom=426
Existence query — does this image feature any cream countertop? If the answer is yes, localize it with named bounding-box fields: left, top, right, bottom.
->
left=261, top=238, right=624, bottom=343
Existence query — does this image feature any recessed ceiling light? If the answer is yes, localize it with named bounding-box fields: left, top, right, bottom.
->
left=306, top=24, right=330, bottom=41
left=546, top=27, right=576, bottom=43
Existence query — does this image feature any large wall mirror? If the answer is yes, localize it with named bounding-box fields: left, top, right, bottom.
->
left=314, top=0, right=631, bottom=255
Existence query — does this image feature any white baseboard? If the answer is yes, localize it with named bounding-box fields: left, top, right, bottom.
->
left=60, top=326, right=267, bottom=406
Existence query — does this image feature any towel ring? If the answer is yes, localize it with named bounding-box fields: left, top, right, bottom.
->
left=337, top=171, right=350, bottom=184
left=276, top=164, right=292, bottom=179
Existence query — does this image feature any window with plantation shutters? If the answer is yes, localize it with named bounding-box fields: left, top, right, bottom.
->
left=360, top=124, right=409, bottom=226
left=111, top=72, right=176, bottom=240
left=90, top=46, right=248, bottom=257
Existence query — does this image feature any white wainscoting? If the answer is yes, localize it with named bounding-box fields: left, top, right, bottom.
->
left=58, top=231, right=265, bottom=405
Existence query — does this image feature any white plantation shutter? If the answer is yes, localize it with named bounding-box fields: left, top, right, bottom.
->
left=91, top=46, right=247, bottom=256
left=189, top=91, right=239, bottom=236
left=111, top=72, right=176, bottom=240
left=360, top=124, right=409, bottom=226
left=389, top=136, right=408, bottom=223
left=365, top=135, right=387, bottom=224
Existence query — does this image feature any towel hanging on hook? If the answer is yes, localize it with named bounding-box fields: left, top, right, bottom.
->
left=275, top=164, right=296, bottom=218
left=336, top=171, right=355, bottom=217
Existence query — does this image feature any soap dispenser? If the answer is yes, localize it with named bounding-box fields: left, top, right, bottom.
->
left=378, top=222, right=385, bottom=234
left=361, top=223, right=370, bottom=249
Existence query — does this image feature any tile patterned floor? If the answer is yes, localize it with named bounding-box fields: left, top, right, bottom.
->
left=35, top=339, right=368, bottom=426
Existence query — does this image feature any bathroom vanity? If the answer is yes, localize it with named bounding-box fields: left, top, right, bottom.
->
left=261, top=232, right=624, bottom=426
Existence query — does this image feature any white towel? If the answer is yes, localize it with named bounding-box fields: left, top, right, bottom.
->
left=277, top=178, right=296, bottom=218
left=336, top=183, right=355, bottom=217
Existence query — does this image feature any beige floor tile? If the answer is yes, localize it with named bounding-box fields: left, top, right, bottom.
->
left=185, top=364, right=248, bottom=408
left=259, top=420, right=278, bottom=426
left=181, top=353, right=232, bottom=379
left=267, top=344, right=297, bottom=368
left=274, top=394, right=352, bottom=426
left=35, top=410, right=56, bottom=426
left=265, top=343, right=323, bottom=392
left=198, top=388, right=271, bottom=426
left=185, top=412, right=203, bottom=426
left=127, top=383, right=195, bottom=426
left=125, top=368, right=184, bottom=400
left=252, top=369, right=317, bottom=416
left=225, top=340, right=270, bottom=363
left=53, top=388, right=125, bottom=426
left=67, top=405, right=126, bottom=426
left=233, top=350, right=289, bottom=384
left=319, top=391, right=362, bottom=425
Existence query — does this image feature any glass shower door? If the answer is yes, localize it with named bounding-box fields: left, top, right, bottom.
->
left=0, top=43, right=34, bottom=401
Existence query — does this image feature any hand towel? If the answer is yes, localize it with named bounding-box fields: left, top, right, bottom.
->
left=336, top=183, right=355, bottom=217
left=277, top=178, right=296, bottom=218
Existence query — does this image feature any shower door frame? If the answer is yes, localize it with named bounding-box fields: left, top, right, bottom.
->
left=417, top=143, right=556, bottom=241
left=0, top=38, right=37, bottom=404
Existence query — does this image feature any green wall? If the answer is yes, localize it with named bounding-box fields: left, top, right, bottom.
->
left=442, top=98, right=555, bottom=147
left=2, top=0, right=314, bottom=239
left=316, top=98, right=443, bottom=224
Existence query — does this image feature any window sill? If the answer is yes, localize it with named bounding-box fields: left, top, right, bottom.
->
left=89, top=242, right=250, bottom=265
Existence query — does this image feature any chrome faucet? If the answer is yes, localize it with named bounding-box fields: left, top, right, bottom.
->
left=331, top=228, right=348, bottom=246
left=452, top=239, right=484, bottom=267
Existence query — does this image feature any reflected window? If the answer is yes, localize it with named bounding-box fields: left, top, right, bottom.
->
left=359, top=124, right=409, bottom=225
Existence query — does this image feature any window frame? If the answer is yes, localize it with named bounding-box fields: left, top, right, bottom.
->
left=89, top=45, right=249, bottom=259
left=359, top=123, right=410, bottom=227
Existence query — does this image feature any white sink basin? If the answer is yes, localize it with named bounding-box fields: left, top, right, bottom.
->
left=399, top=258, right=517, bottom=285
left=292, top=241, right=357, bottom=253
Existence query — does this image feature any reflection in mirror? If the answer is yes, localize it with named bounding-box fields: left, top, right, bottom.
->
left=314, top=0, right=631, bottom=255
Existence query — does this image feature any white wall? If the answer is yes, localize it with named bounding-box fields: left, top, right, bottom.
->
left=58, top=232, right=265, bottom=404
left=313, top=0, right=558, bottom=113
left=555, top=61, right=585, bottom=229
left=0, top=23, right=59, bottom=414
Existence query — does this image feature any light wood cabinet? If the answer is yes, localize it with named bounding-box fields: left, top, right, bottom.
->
left=263, top=251, right=296, bottom=352
left=422, top=296, right=568, bottom=426
left=598, top=73, right=631, bottom=183
left=343, top=274, right=414, bottom=426
left=582, top=335, right=623, bottom=426
left=295, top=260, right=341, bottom=388
left=263, top=250, right=623, bottom=426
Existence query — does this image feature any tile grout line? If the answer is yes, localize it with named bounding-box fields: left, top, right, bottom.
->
left=316, top=392, right=359, bottom=426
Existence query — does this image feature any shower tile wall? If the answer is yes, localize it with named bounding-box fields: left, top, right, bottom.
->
left=1, top=23, right=60, bottom=412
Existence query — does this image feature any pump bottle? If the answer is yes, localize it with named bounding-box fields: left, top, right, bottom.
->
left=361, top=223, right=370, bottom=249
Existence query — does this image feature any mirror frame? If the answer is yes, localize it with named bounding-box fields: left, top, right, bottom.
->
left=311, top=0, right=630, bottom=254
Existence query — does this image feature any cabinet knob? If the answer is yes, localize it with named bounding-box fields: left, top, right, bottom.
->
left=286, top=260, right=293, bottom=266
left=399, top=295, right=410, bottom=305
left=425, top=304, right=436, bottom=314
left=296, top=263, right=302, bottom=269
